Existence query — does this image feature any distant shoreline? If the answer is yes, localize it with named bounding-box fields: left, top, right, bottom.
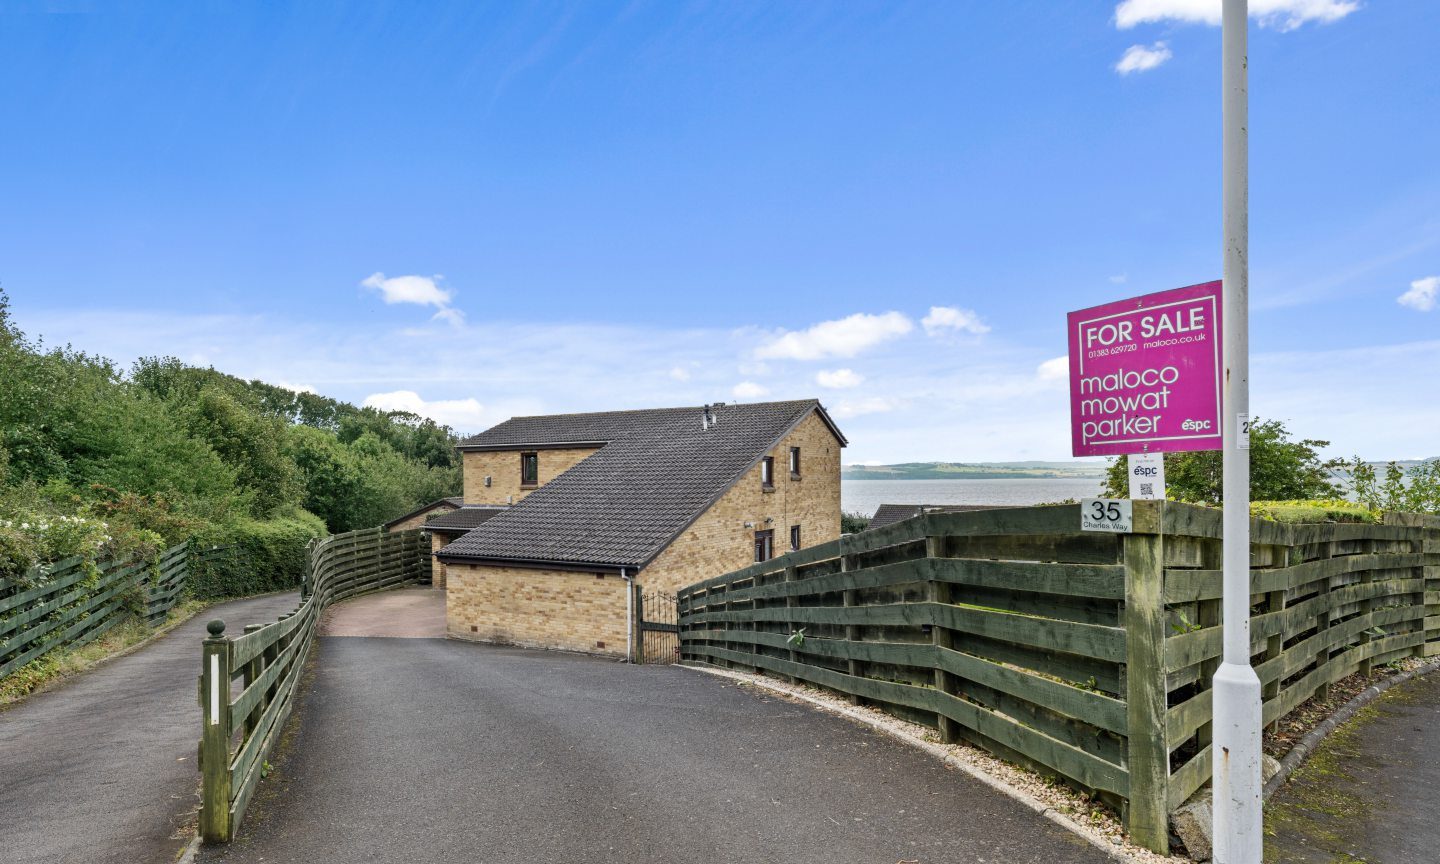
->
left=844, top=461, right=1107, bottom=481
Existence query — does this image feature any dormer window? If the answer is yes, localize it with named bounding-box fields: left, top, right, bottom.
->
left=520, top=452, right=539, bottom=487
left=761, top=456, right=774, bottom=489
left=789, top=446, right=801, bottom=477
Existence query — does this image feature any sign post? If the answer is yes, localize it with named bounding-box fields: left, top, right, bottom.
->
left=1213, top=1, right=1262, bottom=862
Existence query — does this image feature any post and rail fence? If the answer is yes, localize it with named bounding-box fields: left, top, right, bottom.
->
left=675, top=502, right=1440, bottom=853
left=0, top=541, right=229, bottom=683
left=197, top=527, right=428, bottom=844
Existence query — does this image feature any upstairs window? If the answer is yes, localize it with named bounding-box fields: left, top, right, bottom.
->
left=790, top=524, right=801, bottom=551
left=754, top=529, right=774, bottom=563
left=761, top=456, right=774, bottom=488
left=520, top=452, right=539, bottom=486
left=789, top=446, right=801, bottom=477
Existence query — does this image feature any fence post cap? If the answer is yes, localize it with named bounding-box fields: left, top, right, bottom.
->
left=206, top=619, right=227, bottom=637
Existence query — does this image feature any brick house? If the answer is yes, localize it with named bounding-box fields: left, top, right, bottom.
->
left=382, top=496, right=464, bottom=532
left=434, top=399, right=845, bottom=657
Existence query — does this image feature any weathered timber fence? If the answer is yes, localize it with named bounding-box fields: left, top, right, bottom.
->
left=0, top=541, right=198, bottom=682
left=198, top=527, right=427, bottom=843
left=676, top=501, right=1440, bottom=853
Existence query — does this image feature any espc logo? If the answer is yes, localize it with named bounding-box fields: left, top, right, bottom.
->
left=1181, top=419, right=1212, bottom=432
left=1132, top=465, right=1160, bottom=478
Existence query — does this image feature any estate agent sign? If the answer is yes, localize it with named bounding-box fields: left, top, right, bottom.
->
left=1068, top=281, right=1223, bottom=457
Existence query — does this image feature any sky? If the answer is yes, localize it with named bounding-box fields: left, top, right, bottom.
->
left=2, top=0, right=1436, bottom=463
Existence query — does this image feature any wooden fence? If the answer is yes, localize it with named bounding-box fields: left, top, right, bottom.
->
left=1, top=541, right=197, bottom=682
left=198, top=527, right=428, bottom=843
left=676, top=501, right=1440, bottom=853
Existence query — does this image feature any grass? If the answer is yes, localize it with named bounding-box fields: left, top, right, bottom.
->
left=0, top=598, right=207, bottom=708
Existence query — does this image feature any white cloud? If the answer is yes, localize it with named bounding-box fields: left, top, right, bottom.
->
left=754, top=312, right=913, bottom=361
left=361, top=390, right=486, bottom=431
left=1115, top=41, right=1173, bottom=75
left=816, top=368, right=864, bottom=389
left=832, top=396, right=904, bottom=419
left=1036, top=356, right=1070, bottom=382
left=732, top=381, right=770, bottom=399
left=669, top=366, right=691, bottom=381
left=1398, top=276, right=1438, bottom=312
left=1109, top=273, right=1129, bottom=285
left=361, top=272, right=465, bottom=326
left=921, top=306, right=990, bottom=337
left=274, top=380, right=317, bottom=394
left=1115, top=0, right=1359, bottom=31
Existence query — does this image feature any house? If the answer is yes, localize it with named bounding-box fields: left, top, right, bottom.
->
left=383, top=496, right=464, bottom=532
left=434, top=399, right=845, bottom=656
left=423, top=504, right=507, bottom=588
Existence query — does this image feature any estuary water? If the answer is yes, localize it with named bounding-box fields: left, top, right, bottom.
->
left=841, top=477, right=1106, bottom=517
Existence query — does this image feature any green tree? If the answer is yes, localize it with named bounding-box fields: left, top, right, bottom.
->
left=1101, top=419, right=1342, bottom=504
left=1346, top=457, right=1440, bottom=514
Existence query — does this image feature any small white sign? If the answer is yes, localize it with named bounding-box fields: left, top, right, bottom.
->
left=1081, top=498, right=1133, bottom=533
left=1237, top=413, right=1251, bottom=450
left=1128, top=452, right=1165, bottom=500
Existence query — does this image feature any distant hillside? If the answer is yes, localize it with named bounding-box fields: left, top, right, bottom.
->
left=843, top=461, right=1108, bottom=480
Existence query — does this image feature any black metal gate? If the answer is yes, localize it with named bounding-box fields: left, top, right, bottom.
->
left=636, top=590, right=679, bottom=664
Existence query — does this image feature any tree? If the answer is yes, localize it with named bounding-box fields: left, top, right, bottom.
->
left=1346, top=457, right=1440, bottom=514
left=1101, top=419, right=1342, bottom=504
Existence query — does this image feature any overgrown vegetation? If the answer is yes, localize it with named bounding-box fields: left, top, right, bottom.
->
left=1101, top=418, right=1341, bottom=504
left=841, top=510, right=871, bottom=534
left=0, top=286, right=463, bottom=584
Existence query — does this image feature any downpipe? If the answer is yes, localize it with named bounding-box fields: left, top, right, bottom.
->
left=621, top=567, right=634, bottom=663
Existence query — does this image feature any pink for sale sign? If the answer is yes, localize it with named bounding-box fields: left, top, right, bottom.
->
left=1068, top=281, right=1223, bottom=457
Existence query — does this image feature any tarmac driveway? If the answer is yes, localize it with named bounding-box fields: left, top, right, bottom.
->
left=0, top=590, right=301, bottom=864
left=199, top=590, right=1110, bottom=864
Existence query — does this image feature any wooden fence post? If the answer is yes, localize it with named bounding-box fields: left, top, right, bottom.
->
left=1123, top=500, right=1169, bottom=853
left=784, top=562, right=799, bottom=684
left=926, top=534, right=958, bottom=744
left=199, top=619, right=233, bottom=844
left=841, top=550, right=862, bottom=706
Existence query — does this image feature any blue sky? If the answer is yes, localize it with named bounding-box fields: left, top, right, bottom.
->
left=2, top=0, right=1436, bottom=462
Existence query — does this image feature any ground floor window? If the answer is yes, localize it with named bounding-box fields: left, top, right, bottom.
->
left=789, top=524, right=801, bottom=551
left=754, top=529, right=773, bottom=562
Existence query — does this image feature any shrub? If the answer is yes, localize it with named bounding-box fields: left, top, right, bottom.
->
left=1250, top=499, right=1377, bottom=524
left=187, top=509, right=327, bottom=600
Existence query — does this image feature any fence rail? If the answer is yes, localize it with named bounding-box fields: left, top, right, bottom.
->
left=676, top=501, right=1440, bottom=853
left=0, top=540, right=197, bottom=682
left=198, top=527, right=427, bottom=844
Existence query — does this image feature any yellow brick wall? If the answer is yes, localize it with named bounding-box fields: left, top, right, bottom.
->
left=430, top=532, right=452, bottom=589
left=446, top=563, right=631, bottom=656
left=639, top=410, right=842, bottom=595
left=461, top=447, right=600, bottom=505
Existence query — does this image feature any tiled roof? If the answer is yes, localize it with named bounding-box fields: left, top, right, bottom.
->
left=867, top=503, right=1011, bottom=531
left=439, top=400, right=844, bottom=569
left=425, top=505, right=508, bottom=534
left=383, top=496, right=465, bottom=529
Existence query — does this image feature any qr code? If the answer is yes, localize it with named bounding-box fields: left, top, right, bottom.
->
left=1139, top=483, right=1154, bottom=498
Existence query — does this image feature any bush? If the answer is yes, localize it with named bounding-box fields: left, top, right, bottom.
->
left=841, top=511, right=871, bottom=534
left=1250, top=499, right=1377, bottom=524
left=187, top=509, right=327, bottom=600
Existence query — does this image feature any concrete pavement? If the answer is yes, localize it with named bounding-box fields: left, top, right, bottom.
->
left=0, top=591, right=301, bottom=864
left=1265, top=670, right=1440, bottom=863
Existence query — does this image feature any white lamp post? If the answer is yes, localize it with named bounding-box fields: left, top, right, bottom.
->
left=1212, top=1, right=1263, bottom=862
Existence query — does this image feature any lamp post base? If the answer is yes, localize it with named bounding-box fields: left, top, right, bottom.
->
left=1212, top=660, right=1264, bottom=863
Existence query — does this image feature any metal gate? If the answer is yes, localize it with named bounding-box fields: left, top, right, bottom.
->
left=636, top=590, right=679, bottom=664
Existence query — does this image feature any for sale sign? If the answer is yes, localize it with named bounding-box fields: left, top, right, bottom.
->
left=1068, top=281, right=1223, bottom=457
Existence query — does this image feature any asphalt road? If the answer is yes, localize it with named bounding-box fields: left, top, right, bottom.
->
left=1266, top=670, right=1440, bottom=863
left=199, top=595, right=1112, bottom=864
left=0, top=591, right=301, bottom=864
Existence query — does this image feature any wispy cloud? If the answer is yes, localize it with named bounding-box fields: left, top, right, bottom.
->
left=921, top=306, right=989, bottom=337
left=816, top=368, right=864, bottom=389
left=1115, top=0, right=1360, bottom=31
left=669, top=366, right=692, bottom=381
left=361, top=272, right=465, bottom=326
left=754, top=311, right=913, bottom=361
left=1399, top=276, right=1438, bottom=312
left=1115, top=41, right=1173, bottom=75
left=832, top=396, right=904, bottom=419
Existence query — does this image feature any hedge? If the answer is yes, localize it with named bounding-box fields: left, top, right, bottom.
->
left=187, top=509, right=327, bottom=600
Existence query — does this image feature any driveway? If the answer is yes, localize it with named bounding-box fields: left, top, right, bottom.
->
left=0, top=591, right=301, bottom=864
left=199, top=590, right=1110, bottom=864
